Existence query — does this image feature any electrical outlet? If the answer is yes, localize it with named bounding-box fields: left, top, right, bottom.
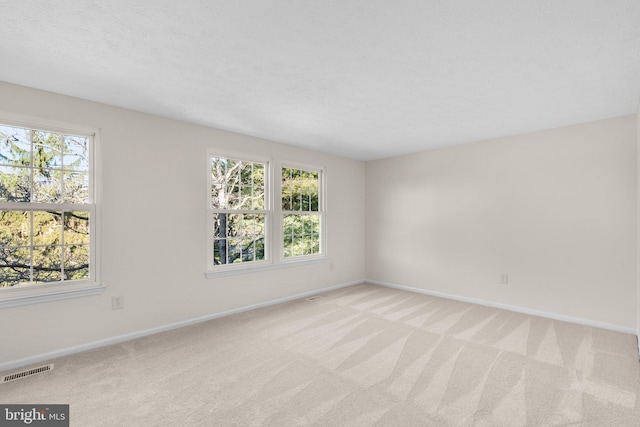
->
left=500, top=273, right=509, bottom=285
left=112, top=296, right=124, bottom=310
left=329, top=263, right=335, bottom=271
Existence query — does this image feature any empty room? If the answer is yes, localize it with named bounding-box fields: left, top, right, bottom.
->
left=1, top=1, right=640, bottom=426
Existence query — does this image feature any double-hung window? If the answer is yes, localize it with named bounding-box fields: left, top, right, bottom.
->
left=281, top=165, right=324, bottom=260
left=209, top=154, right=269, bottom=271
left=207, top=153, right=325, bottom=276
left=0, top=120, right=96, bottom=291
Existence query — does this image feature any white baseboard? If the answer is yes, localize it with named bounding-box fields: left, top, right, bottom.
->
left=0, top=279, right=364, bottom=373
left=367, top=279, right=637, bottom=335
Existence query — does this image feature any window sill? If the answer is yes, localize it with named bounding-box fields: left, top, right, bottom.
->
left=205, top=257, right=328, bottom=278
left=0, top=283, right=106, bottom=308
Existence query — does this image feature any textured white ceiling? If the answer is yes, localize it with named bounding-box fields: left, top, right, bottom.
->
left=0, top=1, right=639, bottom=160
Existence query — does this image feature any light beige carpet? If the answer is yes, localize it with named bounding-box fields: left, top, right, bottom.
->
left=1, top=283, right=640, bottom=426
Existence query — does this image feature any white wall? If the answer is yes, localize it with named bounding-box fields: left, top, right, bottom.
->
left=0, top=81, right=366, bottom=366
left=1, top=79, right=637, bottom=368
left=367, top=116, right=637, bottom=329
left=637, top=103, right=640, bottom=340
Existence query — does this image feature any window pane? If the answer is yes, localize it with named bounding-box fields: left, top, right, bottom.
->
left=33, top=169, right=62, bottom=203
left=228, top=213, right=241, bottom=237
left=283, top=214, right=294, bottom=236
left=0, top=266, right=30, bottom=287
left=228, top=237, right=242, bottom=263
left=0, top=210, right=92, bottom=285
left=287, top=168, right=298, bottom=209
left=211, top=157, right=224, bottom=208
left=292, top=235, right=303, bottom=257
left=226, top=184, right=241, bottom=209
left=282, top=167, right=319, bottom=213
left=281, top=168, right=292, bottom=210
left=0, top=125, right=30, bottom=166
left=213, top=239, right=225, bottom=265
left=241, top=238, right=254, bottom=262
left=0, top=246, right=31, bottom=287
left=254, top=237, right=265, bottom=261
left=63, top=136, right=89, bottom=171
left=32, top=245, right=62, bottom=283
left=254, top=214, right=265, bottom=235
left=310, top=214, right=320, bottom=234
left=63, top=172, right=89, bottom=203
left=211, top=185, right=220, bottom=208
left=309, top=171, right=319, bottom=211
left=239, top=161, right=254, bottom=188
left=240, top=184, right=252, bottom=210
left=253, top=163, right=264, bottom=187
left=303, top=235, right=313, bottom=255
left=283, top=235, right=293, bottom=258
left=213, top=212, right=266, bottom=266
left=64, top=211, right=90, bottom=245
left=283, top=213, right=320, bottom=258
left=213, top=213, right=227, bottom=238
left=253, top=164, right=265, bottom=209
left=0, top=210, right=30, bottom=247
left=33, top=131, right=63, bottom=169
left=224, top=159, right=241, bottom=209
left=0, top=165, right=31, bottom=202
left=242, top=214, right=255, bottom=236
left=253, top=185, right=265, bottom=210
left=295, top=215, right=305, bottom=234
left=33, top=211, right=62, bottom=246
left=64, top=244, right=89, bottom=280
left=293, top=188, right=305, bottom=211
left=303, top=215, right=313, bottom=233
left=211, top=156, right=265, bottom=211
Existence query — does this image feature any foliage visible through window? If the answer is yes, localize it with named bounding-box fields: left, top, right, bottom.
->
left=0, top=124, right=92, bottom=287
left=282, top=167, right=321, bottom=258
left=211, top=156, right=266, bottom=266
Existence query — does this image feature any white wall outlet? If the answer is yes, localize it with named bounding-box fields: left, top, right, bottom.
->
left=329, top=263, right=335, bottom=271
left=500, top=273, right=509, bottom=285
left=112, top=296, right=124, bottom=310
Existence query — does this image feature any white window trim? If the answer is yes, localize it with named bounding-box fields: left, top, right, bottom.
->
left=279, top=161, right=327, bottom=264
left=204, top=257, right=327, bottom=279
left=206, top=149, right=273, bottom=274
left=0, top=112, right=104, bottom=308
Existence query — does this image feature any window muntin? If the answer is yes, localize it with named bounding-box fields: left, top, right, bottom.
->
left=281, top=166, right=323, bottom=258
left=0, top=123, right=94, bottom=288
left=210, top=156, right=268, bottom=267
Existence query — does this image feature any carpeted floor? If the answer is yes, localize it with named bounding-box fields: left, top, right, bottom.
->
left=1, top=283, right=640, bottom=426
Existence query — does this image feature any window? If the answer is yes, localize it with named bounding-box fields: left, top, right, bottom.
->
left=281, top=165, right=324, bottom=259
left=209, top=154, right=269, bottom=270
left=206, top=153, right=326, bottom=277
left=0, top=121, right=96, bottom=291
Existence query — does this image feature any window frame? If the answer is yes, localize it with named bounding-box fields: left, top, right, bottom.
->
left=0, top=112, right=103, bottom=308
left=279, top=161, right=327, bottom=264
left=206, top=150, right=273, bottom=274
left=205, top=153, right=328, bottom=278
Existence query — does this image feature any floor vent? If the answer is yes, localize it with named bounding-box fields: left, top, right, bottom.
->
left=305, top=295, right=324, bottom=302
left=2, top=364, right=54, bottom=384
